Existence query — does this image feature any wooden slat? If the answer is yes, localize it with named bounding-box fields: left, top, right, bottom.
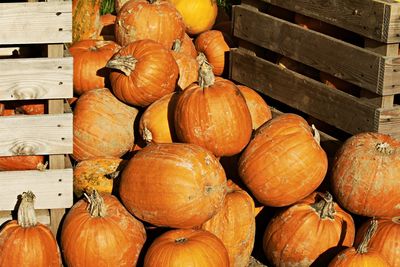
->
left=0, top=169, right=73, bottom=210
left=0, top=57, right=72, bottom=100
left=377, top=106, right=400, bottom=139
left=0, top=113, right=72, bottom=156
left=0, top=209, right=50, bottom=226
left=258, top=0, right=400, bottom=43
left=233, top=5, right=400, bottom=96
left=0, top=2, right=72, bottom=45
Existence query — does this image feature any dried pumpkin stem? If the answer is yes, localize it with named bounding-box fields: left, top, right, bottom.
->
left=175, top=237, right=187, bottom=244
left=311, top=124, right=321, bottom=145
left=357, top=219, right=378, bottom=254
left=311, top=192, right=335, bottom=219
left=375, top=142, right=394, bottom=155
left=172, top=39, right=182, bottom=52
left=17, top=191, right=38, bottom=228
left=393, top=216, right=400, bottom=224
left=106, top=55, right=138, bottom=76
left=84, top=190, right=107, bottom=218
left=196, top=52, right=215, bottom=88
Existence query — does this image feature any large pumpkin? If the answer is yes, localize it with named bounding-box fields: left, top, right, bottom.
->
left=144, top=229, right=229, bottom=267
left=239, top=113, right=328, bottom=207
left=119, top=143, right=227, bottom=228
left=200, top=180, right=256, bottom=267
left=73, top=88, right=139, bottom=161
left=115, top=0, right=185, bottom=49
left=263, top=192, right=355, bottom=266
left=0, top=191, right=61, bottom=266
left=331, top=132, right=400, bottom=217
left=107, top=39, right=179, bottom=107
left=69, top=40, right=121, bottom=95
left=61, top=190, right=146, bottom=267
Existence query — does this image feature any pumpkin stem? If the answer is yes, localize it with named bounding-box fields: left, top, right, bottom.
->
left=311, top=192, right=335, bottom=219
left=17, top=191, right=38, bottom=228
left=142, top=126, right=153, bottom=143
left=84, top=190, right=107, bottom=218
left=311, top=124, right=321, bottom=145
left=148, top=0, right=157, bottom=3
left=393, top=216, right=400, bottom=224
left=375, top=142, right=394, bottom=155
left=196, top=53, right=215, bottom=88
left=175, top=237, right=187, bottom=244
left=106, top=55, right=138, bottom=76
left=172, top=39, right=182, bottom=52
left=357, top=219, right=378, bottom=254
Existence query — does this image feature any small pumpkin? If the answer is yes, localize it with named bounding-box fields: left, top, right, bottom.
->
left=0, top=155, right=45, bottom=171
left=172, top=42, right=199, bottom=90
left=144, top=229, right=229, bottom=267
left=174, top=33, right=198, bottom=59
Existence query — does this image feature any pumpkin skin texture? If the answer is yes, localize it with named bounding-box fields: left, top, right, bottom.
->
left=107, top=39, right=179, bottom=107
left=0, top=155, right=44, bottom=171
left=172, top=49, right=199, bottom=90
left=239, top=113, right=328, bottom=207
left=263, top=192, right=356, bottom=267
left=115, top=0, right=130, bottom=13
left=0, top=192, right=61, bottom=267
left=119, top=143, right=227, bottom=229
left=115, top=0, right=185, bottom=49
left=200, top=180, right=256, bottom=267
left=169, top=0, right=218, bottom=35
left=72, top=0, right=102, bottom=42
left=355, top=217, right=400, bottom=267
left=178, top=33, right=198, bottom=59
left=144, top=229, right=229, bottom=267
left=69, top=40, right=121, bottom=95
left=331, top=132, right=400, bottom=217
left=61, top=191, right=146, bottom=267
left=73, top=88, right=139, bottom=161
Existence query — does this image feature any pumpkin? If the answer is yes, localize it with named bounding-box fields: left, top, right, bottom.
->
left=115, top=0, right=130, bottom=13
left=172, top=43, right=199, bottom=90
left=69, top=40, right=121, bottom=95
left=200, top=180, right=255, bottom=267
left=107, top=39, right=179, bottom=107
left=119, top=143, right=227, bottom=228
left=237, top=85, right=272, bottom=130
left=195, top=30, right=230, bottom=76
left=0, top=100, right=46, bottom=115
left=174, top=60, right=252, bottom=157
left=355, top=217, right=400, bottom=267
left=263, top=192, right=356, bottom=266
left=329, top=219, right=390, bottom=267
left=331, top=132, right=400, bottom=217
left=174, top=33, right=198, bottom=59
left=61, top=190, right=146, bottom=267
left=115, top=0, right=185, bottom=49
left=0, top=191, right=61, bottom=266
left=138, top=92, right=179, bottom=144
left=239, top=113, right=328, bottom=207
left=73, top=88, right=139, bottom=161
left=168, top=0, right=218, bottom=35
left=320, top=72, right=359, bottom=96
left=144, top=229, right=229, bottom=267
left=0, top=155, right=45, bottom=171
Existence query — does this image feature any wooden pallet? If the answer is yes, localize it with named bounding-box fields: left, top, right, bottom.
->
left=0, top=0, right=73, bottom=235
left=230, top=0, right=400, bottom=139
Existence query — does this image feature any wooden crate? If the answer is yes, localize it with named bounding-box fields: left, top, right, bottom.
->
left=230, top=0, right=400, bottom=139
left=0, top=0, right=73, bottom=234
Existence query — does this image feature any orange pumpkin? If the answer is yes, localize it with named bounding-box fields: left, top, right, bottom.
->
left=0, top=156, right=44, bottom=171
left=172, top=47, right=199, bottom=90
left=174, top=33, right=198, bottom=59
left=73, top=88, right=139, bottom=161
left=119, top=143, right=227, bottom=228
left=263, top=192, right=355, bottom=266
left=107, top=39, right=179, bottom=107
left=201, top=180, right=255, bottom=267
left=115, top=0, right=185, bottom=49
left=144, top=229, right=229, bottom=267
left=69, top=40, right=121, bottom=95
left=239, top=113, right=328, bottom=207
left=0, top=191, right=61, bottom=266
left=331, top=132, right=400, bottom=217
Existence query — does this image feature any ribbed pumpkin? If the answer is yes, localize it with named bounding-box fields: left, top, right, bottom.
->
left=73, top=88, right=139, bottom=161
left=115, top=0, right=185, bottom=49
left=107, top=39, right=179, bottom=107
left=0, top=191, right=61, bottom=266
left=175, top=33, right=198, bottom=59
left=138, top=92, right=179, bottom=144
left=200, top=180, right=255, bottom=267
left=355, top=217, right=400, bottom=267
left=263, top=192, right=355, bottom=267
left=174, top=60, right=252, bottom=157
left=69, top=40, right=121, bottom=95
left=237, top=85, right=272, bottom=130
left=61, top=190, right=146, bottom=267
left=195, top=30, right=230, bottom=76
left=168, top=0, right=218, bottom=35
left=119, top=143, right=227, bottom=228
left=73, top=157, right=125, bottom=198
left=172, top=43, right=199, bottom=90
left=144, top=229, right=229, bottom=267
left=329, top=219, right=390, bottom=267
left=0, top=156, right=44, bottom=171
left=331, top=132, right=400, bottom=217
left=239, top=113, right=328, bottom=207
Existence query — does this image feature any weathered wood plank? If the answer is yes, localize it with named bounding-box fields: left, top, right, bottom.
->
left=0, top=57, right=72, bottom=100
left=0, top=2, right=72, bottom=45
left=0, top=113, right=73, bottom=156
left=377, top=106, right=400, bottom=139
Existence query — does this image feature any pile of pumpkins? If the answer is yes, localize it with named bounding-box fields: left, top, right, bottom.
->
left=1, top=0, right=400, bottom=266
